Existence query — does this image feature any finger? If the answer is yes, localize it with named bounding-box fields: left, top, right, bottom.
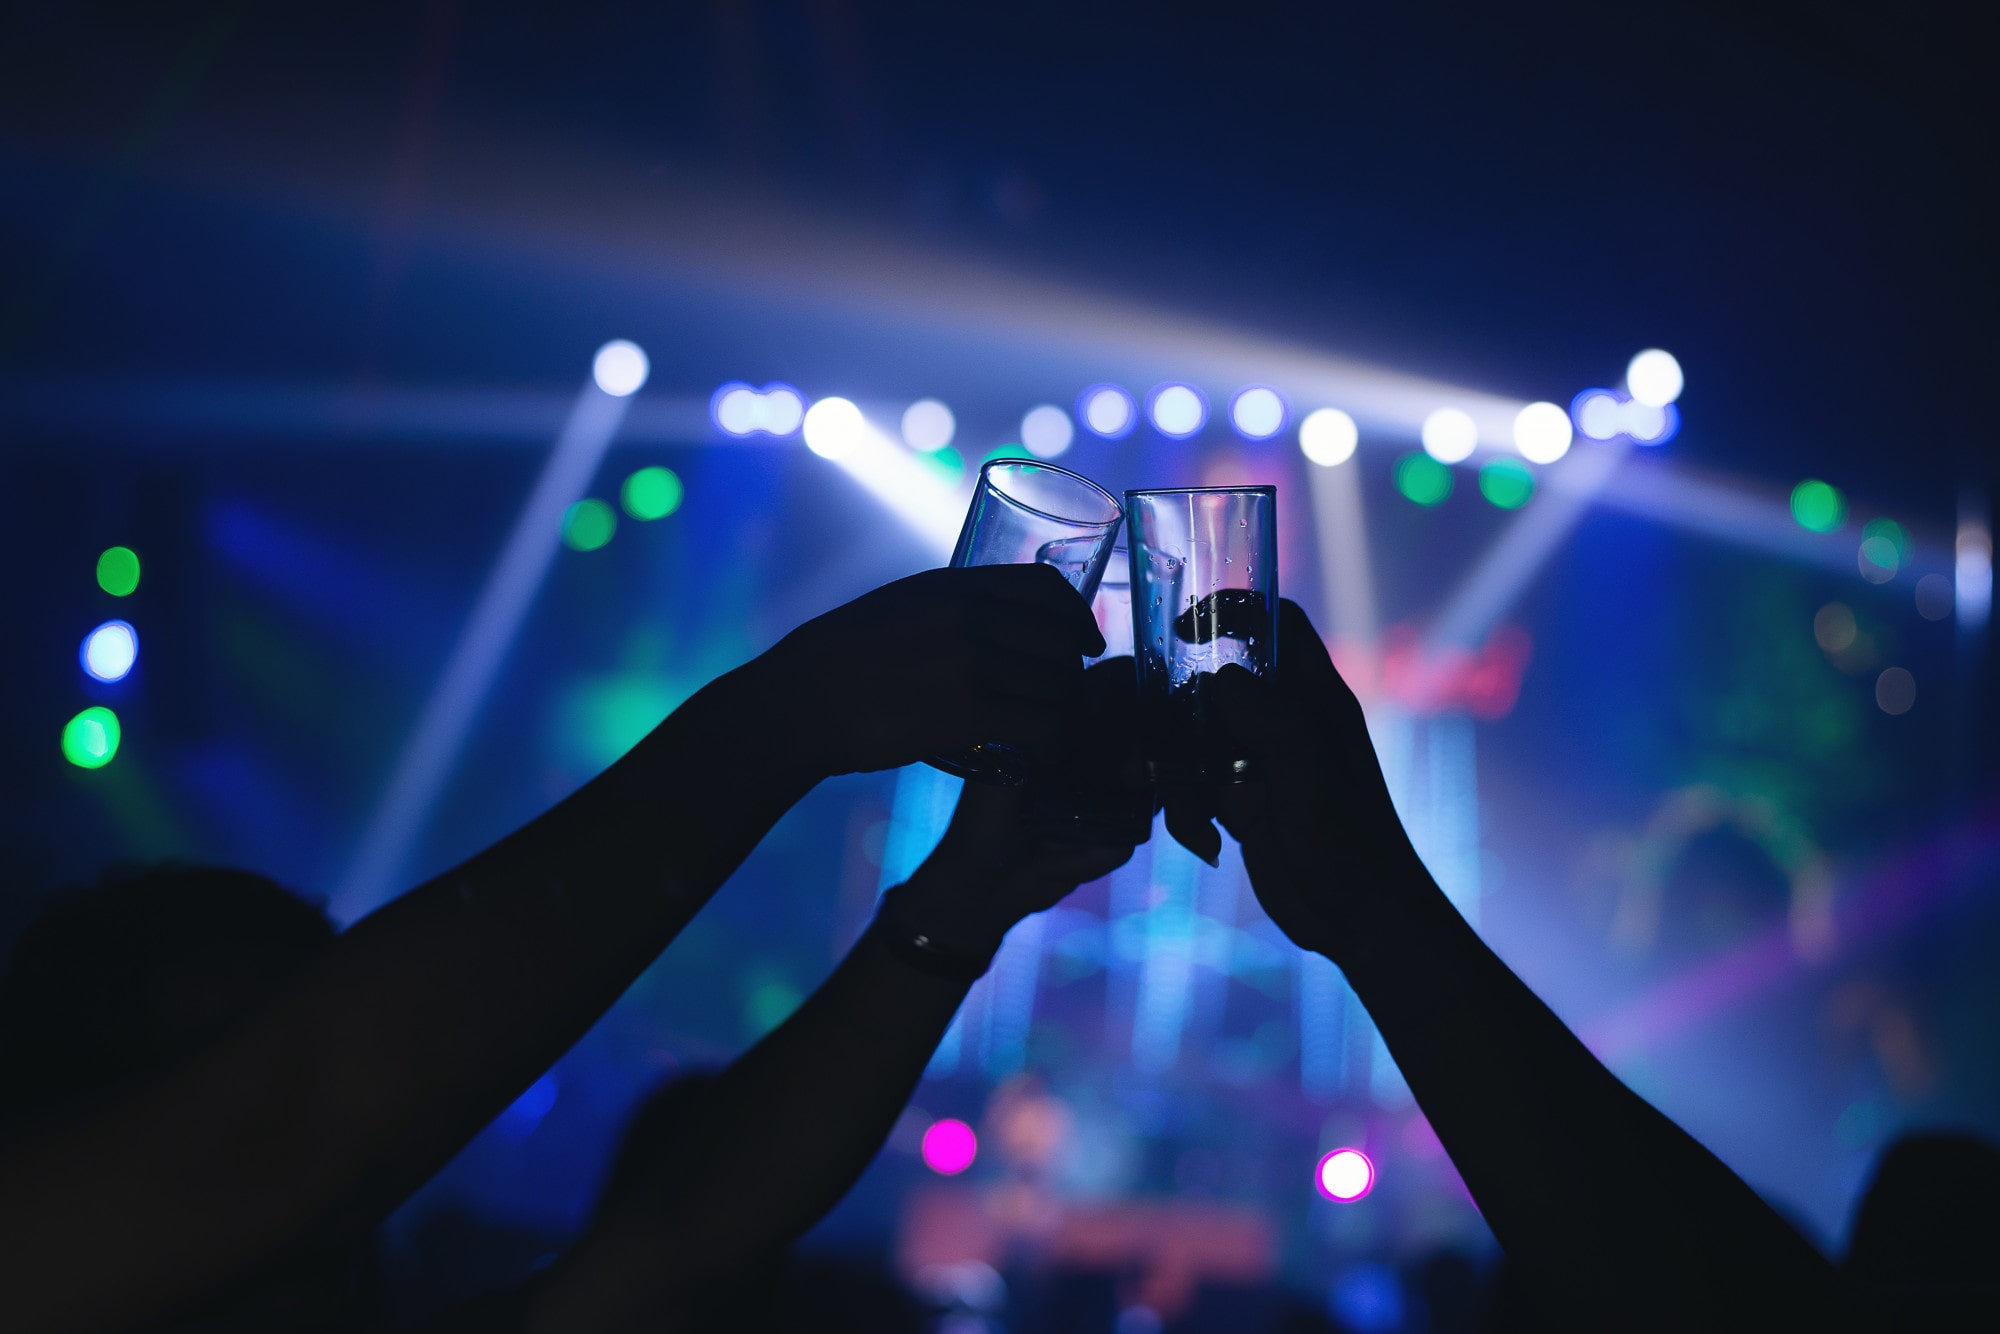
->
left=968, top=563, right=1107, bottom=656
left=1214, top=780, right=1273, bottom=849
left=973, top=647, right=1085, bottom=705
left=1162, top=798, right=1222, bottom=868
left=974, top=600, right=1101, bottom=663
left=1274, top=600, right=1373, bottom=735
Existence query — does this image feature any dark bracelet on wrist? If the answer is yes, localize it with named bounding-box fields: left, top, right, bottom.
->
left=869, top=890, right=996, bottom=983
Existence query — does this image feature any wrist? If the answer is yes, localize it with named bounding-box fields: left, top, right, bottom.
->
left=887, top=867, right=1014, bottom=959
left=666, top=658, right=828, bottom=792
left=872, top=884, right=1001, bottom=980
left=1328, top=860, right=1463, bottom=981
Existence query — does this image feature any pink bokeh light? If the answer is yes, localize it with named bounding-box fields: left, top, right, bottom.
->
left=1315, top=1148, right=1376, bottom=1202
left=921, top=1117, right=979, bottom=1175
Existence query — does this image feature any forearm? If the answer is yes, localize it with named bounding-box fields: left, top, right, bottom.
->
left=0, top=661, right=819, bottom=1333
left=529, top=924, right=971, bottom=1331
left=1338, top=872, right=1846, bottom=1332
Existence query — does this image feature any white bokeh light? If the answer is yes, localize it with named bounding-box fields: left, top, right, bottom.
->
left=1420, top=407, right=1478, bottom=463
left=1081, top=385, right=1136, bottom=438
left=1149, top=384, right=1207, bottom=438
left=1316, top=1148, right=1375, bottom=1202
left=762, top=388, right=804, bottom=435
left=1298, top=407, right=1359, bottom=467
left=715, top=386, right=760, bottom=434
left=1574, top=390, right=1623, bottom=440
left=81, top=620, right=138, bottom=683
left=592, top=340, right=650, bottom=397
left=1229, top=386, right=1286, bottom=440
left=1512, top=401, right=1573, bottom=464
left=1021, top=404, right=1075, bottom=458
left=901, top=399, right=956, bottom=452
left=803, top=397, right=866, bottom=459
left=1620, top=399, right=1669, bottom=442
left=715, top=383, right=806, bottom=436
left=1626, top=349, right=1683, bottom=407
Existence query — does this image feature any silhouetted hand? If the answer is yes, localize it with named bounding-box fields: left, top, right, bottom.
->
left=748, top=565, right=1107, bottom=779
left=893, top=779, right=1138, bottom=958
left=1204, top=599, right=1427, bottom=964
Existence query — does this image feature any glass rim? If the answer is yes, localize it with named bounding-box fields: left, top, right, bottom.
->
left=1124, top=484, right=1277, bottom=499
left=980, top=457, right=1123, bottom=527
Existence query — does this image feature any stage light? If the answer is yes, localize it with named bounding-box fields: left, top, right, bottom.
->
left=1478, top=458, right=1535, bottom=510
left=96, top=546, right=141, bottom=597
left=902, top=398, right=956, bottom=451
left=1395, top=453, right=1453, bottom=506
left=1790, top=480, right=1846, bottom=533
left=804, top=396, right=866, bottom=459
left=1315, top=1147, right=1375, bottom=1201
left=561, top=498, right=617, bottom=551
left=621, top=466, right=683, bottom=520
left=62, top=706, right=121, bottom=769
left=1147, top=383, right=1208, bottom=439
left=1626, top=349, right=1683, bottom=407
left=1420, top=408, right=1477, bottom=463
left=715, top=385, right=759, bottom=434
left=1958, top=520, right=1992, bottom=630
left=761, top=387, right=804, bottom=434
left=81, top=620, right=138, bottom=683
left=921, top=1117, right=979, bottom=1175
left=1814, top=602, right=1857, bottom=653
left=592, top=340, right=649, bottom=397
left=1512, top=401, right=1572, bottom=464
left=1859, top=518, right=1903, bottom=583
left=1573, top=389, right=1623, bottom=441
left=1230, top=386, right=1287, bottom=440
left=1021, top=404, right=1075, bottom=458
left=1622, top=399, right=1678, bottom=445
left=1914, top=573, right=1952, bottom=621
left=1079, top=384, right=1137, bottom=439
left=1299, top=407, right=1359, bottom=467
left=712, top=382, right=805, bottom=436
left=1875, top=666, right=1915, bottom=715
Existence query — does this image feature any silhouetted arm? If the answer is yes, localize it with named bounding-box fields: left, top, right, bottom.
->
left=0, top=566, right=1103, bottom=1334
left=1203, top=602, right=1862, bottom=1334
left=519, top=780, right=1135, bottom=1333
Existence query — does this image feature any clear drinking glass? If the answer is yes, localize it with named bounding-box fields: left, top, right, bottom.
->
left=1027, top=551, right=1155, bottom=845
left=1126, top=486, right=1278, bottom=783
left=1088, top=547, right=1134, bottom=664
left=931, top=458, right=1124, bottom=785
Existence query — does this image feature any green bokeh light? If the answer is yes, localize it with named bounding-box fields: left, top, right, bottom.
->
left=1394, top=453, right=1453, bottom=507
left=1478, top=458, right=1535, bottom=509
left=97, top=546, right=141, bottom=596
left=1789, top=480, right=1845, bottom=533
left=62, top=706, right=122, bottom=769
left=744, top=979, right=803, bottom=1037
left=1861, top=517, right=1906, bottom=562
left=562, top=498, right=617, bottom=551
left=620, top=466, right=684, bottom=520
left=923, top=446, right=967, bottom=485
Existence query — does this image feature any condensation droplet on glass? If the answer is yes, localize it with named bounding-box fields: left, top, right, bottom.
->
left=1239, top=518, right=1247, bottom=526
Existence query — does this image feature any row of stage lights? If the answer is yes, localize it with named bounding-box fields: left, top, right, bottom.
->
left=916, top=1112, right=1378, bottom=1204
left=709, top=350, right=1687, bottom=511
left=61, top=548, right=144, bottom=768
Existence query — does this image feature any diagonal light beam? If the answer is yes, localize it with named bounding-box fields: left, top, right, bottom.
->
left=331, top=378, right=634, bottom=922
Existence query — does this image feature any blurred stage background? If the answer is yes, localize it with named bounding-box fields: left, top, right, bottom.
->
left=2, top=2, right=1995, bottom=1329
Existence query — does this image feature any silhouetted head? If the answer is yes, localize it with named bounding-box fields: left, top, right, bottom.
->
left=1845, top=1131, right=2000, bottom=1287
left=0, top=863, right=336, bottom=1137
left=0, top=865, right=362, bottom=1332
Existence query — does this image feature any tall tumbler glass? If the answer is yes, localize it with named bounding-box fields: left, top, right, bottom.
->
left=1126, top=486, right=1278, bottom=783
left=931, top=458, right=1124, bottom=784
